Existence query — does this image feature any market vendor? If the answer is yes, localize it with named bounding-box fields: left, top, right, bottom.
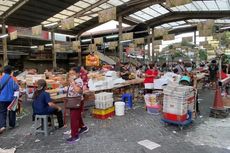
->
left=80, top=66, right=88, bottom=90
left=120, top=63, right=130, bottom=80
left=144, top=63, right=158, bottom=88
left=217, top=65, right=228, bottom=80
left=32, top=79, right=64, bottom=128
left=209, top=60, right=218, bottom=88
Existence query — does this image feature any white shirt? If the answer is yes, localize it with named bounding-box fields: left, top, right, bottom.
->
left=67, top=77, right=83, bottom=97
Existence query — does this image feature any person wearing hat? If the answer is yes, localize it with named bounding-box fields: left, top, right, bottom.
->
left=209, top=60, right=218, bottom=88
left=65, top=67, right=88, bottom=143
left=179, top=75, right=200, bottom=114
left=32, top=79, right=64, bottom=128
left=0, top=65, right=19, bottom=134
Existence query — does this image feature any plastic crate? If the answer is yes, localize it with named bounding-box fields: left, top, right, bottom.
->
left=163, top=112, right=187, bottom=122
left=95, top=98, right=114, bottom=109
left=92, top=106, right=115, bottom=115
left=92, top=111, right=115, bottom=120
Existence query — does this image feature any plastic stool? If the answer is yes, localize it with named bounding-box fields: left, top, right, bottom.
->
left=122, top=94, right=133, bottom=109
left=34, top=115, right=54, bottom=136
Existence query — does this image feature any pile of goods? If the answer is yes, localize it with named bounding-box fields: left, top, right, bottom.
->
left=162, top=84, right=195, bottom=122
left=88, top=71, right=125, bottom=91
left=92, top=92, right=115, bottom=119
left=144, top=92, right=163, bottom=115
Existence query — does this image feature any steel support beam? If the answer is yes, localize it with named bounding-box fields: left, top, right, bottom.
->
left=152, top=28, right=155, bottom=62
left=118, top=16, right=123, bottom=60
left=69, top=0, right=109, bottom=18
left=1, top=0, right=30, bottom=19
left=2, top=22, right=8, bottom=66
left=147, top=11, right=230, bottom=28
left=147, top=27, right=151, bottom=62
left=51, top=30, right=57, bottom=69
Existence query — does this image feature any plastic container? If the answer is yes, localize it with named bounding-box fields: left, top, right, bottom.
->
left=146, top=105, right=161, bottom=115
left=115, top=102, right=125, bottom=116
left=95, top=98, right=114, bottom=109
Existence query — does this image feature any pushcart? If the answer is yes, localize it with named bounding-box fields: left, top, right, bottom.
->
left=161, top=111, right=193, bottom=130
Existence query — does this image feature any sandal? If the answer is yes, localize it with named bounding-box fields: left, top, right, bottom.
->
left=0, top=127, right=6, bottom=134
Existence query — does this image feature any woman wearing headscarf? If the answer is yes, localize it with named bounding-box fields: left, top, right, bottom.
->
left=32, top=79, right=64, bottom=128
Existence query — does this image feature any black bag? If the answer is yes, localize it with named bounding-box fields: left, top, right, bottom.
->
left=65, top=96, right=82, bottom=109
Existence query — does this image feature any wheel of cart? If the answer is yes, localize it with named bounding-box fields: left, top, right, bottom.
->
left=161, top=111, right=193, bottom=130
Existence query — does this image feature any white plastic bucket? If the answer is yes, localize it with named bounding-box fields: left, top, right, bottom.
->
left=115, top=102, right=125, bottom=116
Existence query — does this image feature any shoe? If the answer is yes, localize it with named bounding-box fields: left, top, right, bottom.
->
left=0, top=127, right=6, bottom=134
left=79, top=126, right=89, bottom=135
left=66, top=135, right=80, bottom=144
left=63, top=130, right=71, bottom=135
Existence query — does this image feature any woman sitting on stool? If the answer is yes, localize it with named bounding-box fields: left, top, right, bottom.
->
left=32, top=79, right=64, bottom=128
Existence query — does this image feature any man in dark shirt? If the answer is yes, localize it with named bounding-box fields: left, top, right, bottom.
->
left=209, top=60, right=218, bottom=88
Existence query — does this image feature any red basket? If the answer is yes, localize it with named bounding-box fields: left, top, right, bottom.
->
left=92, top=111, right=115, bottom=120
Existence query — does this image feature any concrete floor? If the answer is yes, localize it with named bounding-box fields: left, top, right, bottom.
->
left=0, top=88, right=230, bottom=153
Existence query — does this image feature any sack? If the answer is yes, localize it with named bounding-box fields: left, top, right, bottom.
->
left=65, top=97, right=82, bottom=109
left=7, top=98, right=19, bottom=111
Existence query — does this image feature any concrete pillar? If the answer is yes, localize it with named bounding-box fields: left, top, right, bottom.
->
left=2, top=22, right=8, bottom=66
left=147, top=26, right=151, bottom=62
left=152, top=28, right=155, bottom=62
left=51, top=30, right=57, bottom=68
left=118, top=16, right=123, bottom=61
left=78, top=36, right=82, bottom=66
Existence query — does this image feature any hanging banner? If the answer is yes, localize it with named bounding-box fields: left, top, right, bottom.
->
left=182, top=36, right=193, bottom=42
left=173, top=43, right=181, bottom=48
left=121, top=32, right=133, bottom=41
left=134, top=38, right=145, bottom=45
left=8, top=26, right=49, bottom=40
left=88, top=44, right=97, bottom=51
left=94, top=37, right=104, bottom=45
left=199, top=41, right=208, bottom=46
left=154, top=28, right=167, bottom=37
left=61, top=17, right=75, bottom=30
left=199, top=30, right=213, bottom=37
left=109, top=41, right=118, bottom=50
left=166, top=0, right=192, bottom=7
left=153, top=40, right=162, bottom=45
left=38, top=45, right=44, bottom=51
left=163, top=34, right=175, bottom=41
left=32, top=25, right=42, bottom=36
left=154, top=45, right=160, bottom=50
left=54, top=44, right=61, bottom=52
left=99, top=7, right=116, bottom=23
left=86, top=54, right=100, bottom=67
left=129, top=43, right=136, bottom=48
left=10, top=31, right=17, bottom=40
left=213, top=33, right=224, bottom=40
left=72, top=41, right=81, bottom=52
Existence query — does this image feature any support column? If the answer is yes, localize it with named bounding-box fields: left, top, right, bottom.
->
left=78, top=36, right=82, bottom=66
left=151, top=28, right=155, bottom=62
left=118, top=16, right=123, bottom=61
left=51, top=30, right=57, bottom=69
left=2, top=22, right=8, bottom=66
left=147, top=27, right=151, bottom=62
left=194, top=31, right=197, bottom=45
